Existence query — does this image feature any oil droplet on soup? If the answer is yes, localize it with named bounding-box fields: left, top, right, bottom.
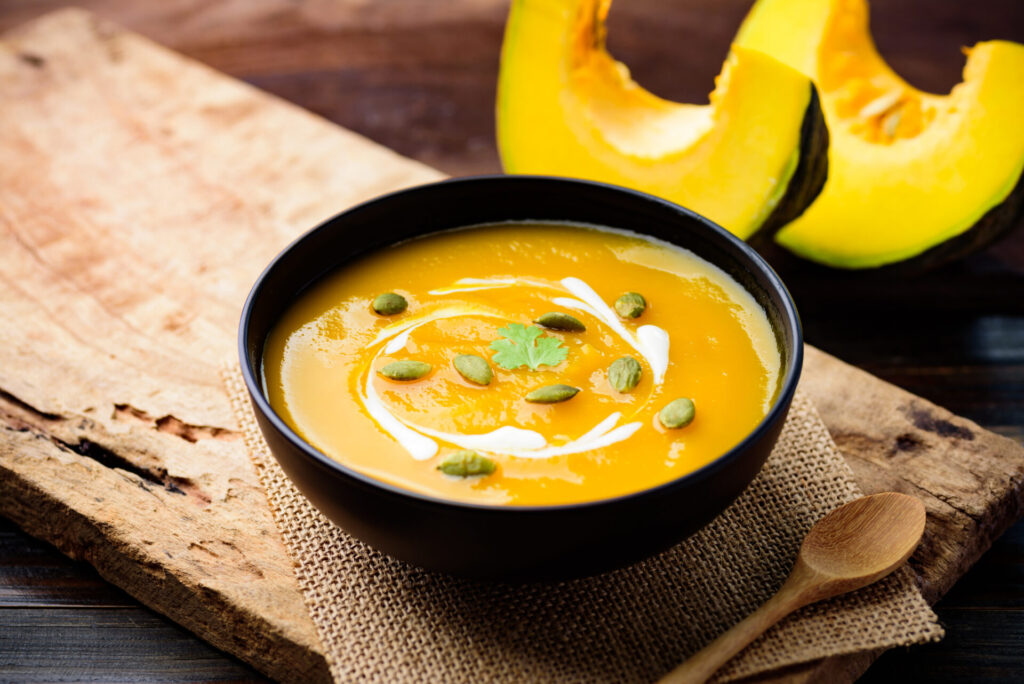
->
left=262, top=223, right=781, bottom=505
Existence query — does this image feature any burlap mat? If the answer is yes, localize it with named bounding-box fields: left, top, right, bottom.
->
left=223, top=366, right=942, bottom=682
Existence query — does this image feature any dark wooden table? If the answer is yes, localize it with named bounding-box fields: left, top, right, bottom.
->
left=1, top=0, right=1022, bottom=681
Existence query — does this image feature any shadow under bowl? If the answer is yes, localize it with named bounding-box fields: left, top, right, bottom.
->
left=239, top=175, right=802, bottom=581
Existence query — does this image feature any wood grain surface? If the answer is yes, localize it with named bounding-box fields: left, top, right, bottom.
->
left=0, top=8, right=434, bottom=682
left=0, top=1, right=1022, bottom=682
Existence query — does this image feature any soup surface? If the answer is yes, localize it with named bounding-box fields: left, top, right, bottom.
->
left=263, top=223, right=781, bottom=505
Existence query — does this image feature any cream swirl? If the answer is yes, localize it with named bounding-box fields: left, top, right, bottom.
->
left=358, top=277, right=668, bottom=460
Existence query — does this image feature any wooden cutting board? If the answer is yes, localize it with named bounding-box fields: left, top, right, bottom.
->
left=1, top=10, right=1021, bottom=683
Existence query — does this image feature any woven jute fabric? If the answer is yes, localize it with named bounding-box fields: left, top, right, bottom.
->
left=223, top=366, right=942, bottom=682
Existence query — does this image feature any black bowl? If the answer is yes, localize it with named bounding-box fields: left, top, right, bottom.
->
left=239, top=175, right=802, bottom=581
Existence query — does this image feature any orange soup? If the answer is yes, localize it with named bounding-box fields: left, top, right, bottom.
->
left=263, top=223, right=781, bottom=506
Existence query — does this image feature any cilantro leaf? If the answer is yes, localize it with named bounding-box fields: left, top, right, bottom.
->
left=489, top=323, right=568, bottom=371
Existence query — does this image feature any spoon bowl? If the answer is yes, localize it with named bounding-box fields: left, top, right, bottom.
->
left=801, top=491, right=927, bottom=583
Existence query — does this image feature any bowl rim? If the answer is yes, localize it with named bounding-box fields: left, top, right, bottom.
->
left=238, top=174, right=803, bottom=513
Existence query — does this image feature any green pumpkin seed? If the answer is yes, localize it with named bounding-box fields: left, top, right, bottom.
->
left=453, top=354, right=493, bottom=386
left=525, top=384, right=580, bottom=404
left=377, top=360, right=431, bottom=381
left=535, top=312, right=586, bottom=332
left=438, top=450, right=497, bottom=477
left=614, top=292, right=646, bottom=319
left=372, top=292, right=408, bottom=316
left=659, top=398, right=696, bottom=429
left=608, top=356, right=642, bottom=393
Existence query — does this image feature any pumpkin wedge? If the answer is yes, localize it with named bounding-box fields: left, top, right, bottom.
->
left=737, top=0, right=1024, bottom=269
left=496, top=0, right=828, bottom=241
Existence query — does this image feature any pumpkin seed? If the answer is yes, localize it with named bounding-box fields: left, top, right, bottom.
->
left=608, top=356, right=642, bottom=393
left=614, top=292, right=646, bottom=319
left=377, top=360, right=431, bottom=381
left=525, top=384, right=580, bottom=404
left=659, top=398, right=696, bottom=429
left=453, top=354, right=493, bottom=386
left=437, top=450, right=497, bottom=477
left=372, top=292, right=407, bottom=316
left=882, top=108, right=903, bottom=139
left=535, top=312, right=586, bottom=332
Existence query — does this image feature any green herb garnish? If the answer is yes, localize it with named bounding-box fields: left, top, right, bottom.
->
left=489, top=323, right=568, bottom=371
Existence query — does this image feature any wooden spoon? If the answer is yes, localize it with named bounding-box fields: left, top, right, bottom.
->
left=658, top=492, right=926, bottom=684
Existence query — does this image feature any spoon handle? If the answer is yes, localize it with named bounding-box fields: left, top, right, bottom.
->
left=657, top=581, right=809, bottom=684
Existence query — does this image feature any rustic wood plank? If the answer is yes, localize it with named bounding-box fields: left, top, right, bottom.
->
left=803, top=347, right=1024, bottom=604
left=862, top=609, right=1024, bottom=683
left=0, top=7, right=1022, bottom=684
left=940, top=519, right=1024, bottom=609
left=761, top=349, right=1024, bottom=683
left=0, top=517, right=130, bottom=608
left=0, top=513, right=269, bottom=681
left=0, top=607, right=264, bottom=682
left=863, top=520, right=1024, bottom=681
left=0, top=8, right=436, bottom=682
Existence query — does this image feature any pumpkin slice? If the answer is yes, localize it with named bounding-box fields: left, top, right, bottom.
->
left=496, top=0, right=827, bottom=241
left=736, top=0, right=1024, bottom=269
